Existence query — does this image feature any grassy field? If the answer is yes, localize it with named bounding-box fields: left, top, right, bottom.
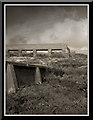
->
left=6, top=53, right=88, bottom=115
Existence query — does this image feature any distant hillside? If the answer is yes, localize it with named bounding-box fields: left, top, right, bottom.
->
left=69, top=47, right=88, bottom=55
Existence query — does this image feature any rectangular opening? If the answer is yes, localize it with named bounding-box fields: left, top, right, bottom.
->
left=51, top=49, right=65, bottom=58
left=36, top=49, right=48, bottom=57
left=14, top=65, right=36, bottom=88
left=8, top=50, right=19, bottom=57
left=52, top=49, right=62, bottom=53
left=36, top=49, right=48, bottom=53
left=22, top=50, right=33, bottom=57
left=13, top=65, right=46, bottom=88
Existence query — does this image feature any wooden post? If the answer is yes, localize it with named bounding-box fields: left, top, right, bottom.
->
left=35, top=67, right=42, bottom=84
left=6, top=63, right=18, bottom=94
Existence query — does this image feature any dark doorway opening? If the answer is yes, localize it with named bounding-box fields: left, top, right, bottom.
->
left=14, top=65, right=36, bottom=88
left=14, top=65, right=46, bottom=88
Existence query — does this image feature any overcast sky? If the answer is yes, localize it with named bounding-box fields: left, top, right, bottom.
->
left=6, top=5, right=88, bottom=53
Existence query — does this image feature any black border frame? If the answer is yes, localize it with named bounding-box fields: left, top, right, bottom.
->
left=1, top=2, right=92, bottom=119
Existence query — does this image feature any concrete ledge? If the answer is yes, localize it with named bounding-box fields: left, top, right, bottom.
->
left=6, top=43, right=70, bottom=58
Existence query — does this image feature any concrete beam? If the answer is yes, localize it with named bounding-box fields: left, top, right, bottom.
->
left=6, top=63, right=18, bottom=94
left=6, top=44, right=70, bottom=58
left=35, top=67, right=42, bottom=84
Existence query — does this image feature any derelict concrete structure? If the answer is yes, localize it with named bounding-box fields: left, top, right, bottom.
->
left=6, top=43, right=70, bottom=94
left=6, top=43, right=70, bottom=57
left=6, top=62, right=47, bottom=94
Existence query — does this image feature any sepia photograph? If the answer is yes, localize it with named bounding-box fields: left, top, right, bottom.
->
left=4, top=4, right=89, bottom=116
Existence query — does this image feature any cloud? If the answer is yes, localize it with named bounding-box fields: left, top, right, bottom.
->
left=6, top=7, right=88, bottom=49
left=38, top=18, right=88, bottom=48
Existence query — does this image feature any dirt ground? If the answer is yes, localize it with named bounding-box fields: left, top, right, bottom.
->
left=6, top=53, right=88, bottom=115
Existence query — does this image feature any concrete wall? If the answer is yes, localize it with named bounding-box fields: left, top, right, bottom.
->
left=6, top=63, right=46, bottom=94
left=6, top=43, right=70, bottom=57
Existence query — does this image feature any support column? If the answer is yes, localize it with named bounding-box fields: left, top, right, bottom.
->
left=6, top=63, right=18, bottom=94
left=18, top=49, right=22, bottom=56
left=35, top=67, right=42, bottom=84
left=33, top=49, right=37, bottom=57
left=48, top=49, right=51, bottom=57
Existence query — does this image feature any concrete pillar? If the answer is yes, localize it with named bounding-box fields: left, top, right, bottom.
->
left=6, top=63, right=18, bottom=94
left=35, top=67, right=42, bottom=84
left=48, top=49, right=51, bottom=57
left=33, top=49, right=37, bottom=57
left=18, top=49, right=22, bottom=56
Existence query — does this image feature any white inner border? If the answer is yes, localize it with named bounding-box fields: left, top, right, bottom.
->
left=4, top=4, right=89, bottom=116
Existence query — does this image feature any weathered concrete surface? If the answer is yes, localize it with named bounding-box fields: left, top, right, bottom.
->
left=6, top=57, right=48, bottom=69
left=6, top=64, right=18, bottom=94
left=6, top=58, right=47, bottom=94
left=6, top=43, right=70, bottom=57
left=6, top=56, right=70, bottom=94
